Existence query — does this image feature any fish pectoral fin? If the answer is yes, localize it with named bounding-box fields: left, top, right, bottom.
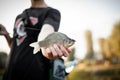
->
left=30, top=42, right=41, bottom=54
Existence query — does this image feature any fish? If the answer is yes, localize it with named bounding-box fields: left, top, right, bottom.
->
left=30, top=32, right=75, bottom=54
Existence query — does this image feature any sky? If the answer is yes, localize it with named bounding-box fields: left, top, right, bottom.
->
left=0, top=0, right=120, bottom=59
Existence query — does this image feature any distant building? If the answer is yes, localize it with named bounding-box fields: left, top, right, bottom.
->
left=84, top=30, right=94, bottom=60
left=97, top=38, right=106, bottom=60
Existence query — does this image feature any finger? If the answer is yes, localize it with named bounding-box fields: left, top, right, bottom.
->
left=60, top=45, right=69, bottom=57
left=66, top=48, right=72, bottom=53
left=46, top=48, right=53, bottom=59
left=0, top=31, right=5, bottom=35
left=0, top=24, right=2, bottom=28
left=53, top=44, right=63, bottom=57
left=50, top=45, right=58, bottom=58
left=0, top=24, right=7, bottom=35
left=41, top=48, right=48, bottom=57
left=0, top=24, right=5, bottom=30
left=41, top=48, right=53, bottom=59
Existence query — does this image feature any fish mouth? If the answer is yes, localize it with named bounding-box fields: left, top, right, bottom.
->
left=70, top=39, right=76, bottom=46
left=72, top=39, right=76, bottom=43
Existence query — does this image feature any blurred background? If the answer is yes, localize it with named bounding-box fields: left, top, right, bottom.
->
left=0, top=0, right=120, bottom=80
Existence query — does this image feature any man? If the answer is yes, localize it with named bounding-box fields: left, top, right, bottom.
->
left=0, top=0, right=71, bottom=80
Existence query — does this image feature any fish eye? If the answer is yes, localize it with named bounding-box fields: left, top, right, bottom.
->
left=68, top=40, right=71, bottom=44
left=67, top=40, right=72, bottom=45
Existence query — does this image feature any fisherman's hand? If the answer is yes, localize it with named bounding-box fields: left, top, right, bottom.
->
left=41, top=44, right=72, bottom=59
left=0, top=24, right=8, bottom=36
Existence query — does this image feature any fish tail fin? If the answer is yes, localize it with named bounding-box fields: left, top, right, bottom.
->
left=30, top=42, right=40, bottom=54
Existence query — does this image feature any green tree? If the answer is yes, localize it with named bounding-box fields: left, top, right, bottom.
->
left=0, top=52, right=8, bottom=80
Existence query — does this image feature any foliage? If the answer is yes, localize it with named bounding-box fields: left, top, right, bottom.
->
left=0, top=52, right=8, bottom=80
left=0, top=52, right=8, bottom=69
left=68, top=47, right=76, bottom=61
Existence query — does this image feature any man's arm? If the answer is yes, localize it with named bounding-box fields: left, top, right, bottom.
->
left=0, top=24, right=12, bottom=48
left=37, top=24, right=54, bottom=41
